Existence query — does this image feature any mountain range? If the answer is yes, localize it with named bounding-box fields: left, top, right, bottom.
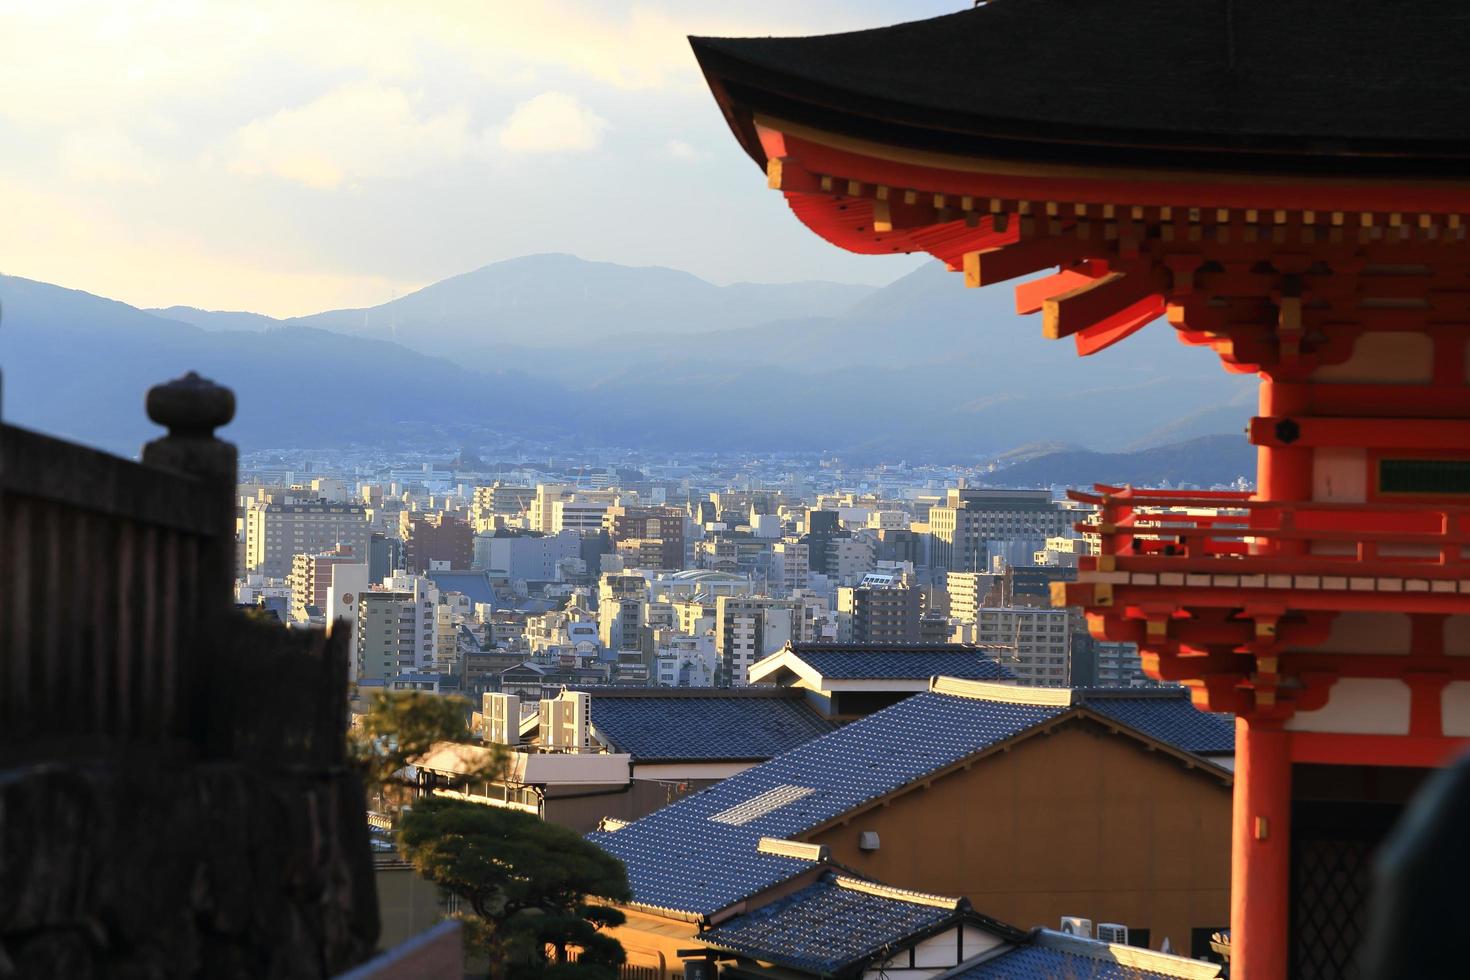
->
left=0, top=253, right=1256, bottom=480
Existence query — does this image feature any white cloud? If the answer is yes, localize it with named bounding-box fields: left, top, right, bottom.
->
left=497, top=92, right=608, bottom=154
left=665, top=139, right=705, bottom=160
left=226, top=82, right=489, bottom=189
left=59, top=126, right=159, bottom=184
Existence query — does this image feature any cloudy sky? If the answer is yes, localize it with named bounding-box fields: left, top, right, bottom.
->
left=0, top=1, right=962, bottom=317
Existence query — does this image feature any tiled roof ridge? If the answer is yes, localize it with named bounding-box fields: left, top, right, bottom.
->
left=567, top=685, right=805, bottom=698
left=929, top=676, right=1075, bottom=707
left=830, top=873, right=963, bottom=910
left=1075, top=686, right=1191, bottom=700
left=1030, top=928, right=1223, bottom=978
left=789, top=641, right=1009, bottom=652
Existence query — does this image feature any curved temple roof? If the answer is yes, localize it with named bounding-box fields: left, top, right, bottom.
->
left=692, top=0, right=1470, bottom=177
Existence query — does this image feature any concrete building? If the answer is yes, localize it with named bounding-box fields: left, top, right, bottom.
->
left=604, top=505, right=686, bottom=572
left=597, top=573, right=650, bottom=671
left=326, top=562, right=370, bottom=681
left=772, top=538, right=810, bottom=595
left=946, top=571, right=1002, bottom=625
left=355, top=574, right=439, bottom=681
left=973, top=606, right=1073, bottom=687
left=827, top=534, right=877, bottom=587
left=837, top=583, right=923, bottom=644
left=474, top=529, right=581, bottom=582
left=287, top=544, right=359, bottom=623
left=399, top=510, right=473, bottom=573
left=243, top=498, right=370, bottom=579
left=715, top=596, right=797, bottom=686
left=470, top=483, right=535, bottom=530
left=551, top=499, right=610, bottom=534
left=927, top=488, right=1073, bottom=573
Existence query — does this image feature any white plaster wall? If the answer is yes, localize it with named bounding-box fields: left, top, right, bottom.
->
left=1312, top=331, right=1434, bottom=384
left=1441, top=682, right=1470, bottom=737
left=1312, top=448, right=1368, bottom=504
left=1285, top=678, right=1411, bottom=734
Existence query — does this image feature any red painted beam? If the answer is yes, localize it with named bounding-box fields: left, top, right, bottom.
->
left=1251, top=415, right=1470, bottom=449
left=1289, top=732, right=1469, bottom=767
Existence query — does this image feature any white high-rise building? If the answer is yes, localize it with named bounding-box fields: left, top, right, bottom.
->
left=354, top=573, right=439, bottom=682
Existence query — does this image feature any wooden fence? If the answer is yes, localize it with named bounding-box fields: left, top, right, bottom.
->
left=0, top=372, right=346, bottom=767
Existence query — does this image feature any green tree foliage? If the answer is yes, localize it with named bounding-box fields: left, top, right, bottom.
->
left=399, top=796, right=631, bottom=980
left=349, top=690, right=506, bottom=794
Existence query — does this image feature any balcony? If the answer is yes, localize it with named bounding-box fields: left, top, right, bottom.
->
left=1060, top=485, right=1470, bottom=619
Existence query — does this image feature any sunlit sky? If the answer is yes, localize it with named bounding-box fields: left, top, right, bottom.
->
left=0, top=1, right=962, bottom=317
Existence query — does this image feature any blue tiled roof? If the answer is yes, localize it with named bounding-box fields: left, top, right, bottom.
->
left=700, top=874, right=957, bottom=973
left=793, top=648, right=1012, bottom=681
left=955, top=942, right=1215, bottom=979
left=1078, top=692, right=1235, bottom=755
left=589, top=694, right=836, bottom=762
left=588, top=690, right=1066, bottom=916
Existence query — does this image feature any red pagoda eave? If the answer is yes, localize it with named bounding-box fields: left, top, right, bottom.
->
left=757, top=117, right=1470, bottom=219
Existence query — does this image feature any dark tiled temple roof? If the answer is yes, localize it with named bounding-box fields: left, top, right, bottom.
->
left=585, top=690, right=836, bottom=762
left=1078, top=690, right=1235, bottom=755
left=588, top=688, right=1066, bottom=916
left=699, top=874, right=969, bottom=974
left=782, top=643, right=1012, bottom=681
left=691, top=1, right=1470, bottom=174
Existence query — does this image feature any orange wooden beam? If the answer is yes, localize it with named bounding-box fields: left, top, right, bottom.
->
left=963, top=237, right=1094, bottom=288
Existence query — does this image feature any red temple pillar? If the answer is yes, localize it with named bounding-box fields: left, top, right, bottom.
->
left=1232, top=716, right=1293, bottom=980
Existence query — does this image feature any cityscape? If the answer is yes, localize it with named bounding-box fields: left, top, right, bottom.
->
left=4, top=3, right=1468, bottom=980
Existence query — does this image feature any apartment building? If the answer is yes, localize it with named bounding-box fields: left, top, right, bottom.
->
left=973, top=606, right=1072, bottom=687
left=399, top=510, right=473, bottom=573
left=772, top=538, right=809, bottom=595
left=470, top=483, right=535, bottom=530
left=243, top=497, right=371, bottom=578
left=603, top=505, right=686, bottom=571
left=946, top=570, right=1002, bottom=625
left=474, top=529, right=581, bottom=582
left=715, top=596, right=798, bottom=686
left=837, top=583, right=923, bottom=643
left=287, top=543, right=359, bottom=623
left=355, top=574, right=439, bottom=682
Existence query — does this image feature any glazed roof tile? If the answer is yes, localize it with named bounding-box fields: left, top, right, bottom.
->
left=588, top=689, right=1065, bottom=916
left=699, top=873, right=958, bottom=973
left=587, top=692, right=836, bottom=762
left=1078, top=690, right=1235, bottom=755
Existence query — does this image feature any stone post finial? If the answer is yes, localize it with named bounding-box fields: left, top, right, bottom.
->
left=146, top=371, right=235, bottom=440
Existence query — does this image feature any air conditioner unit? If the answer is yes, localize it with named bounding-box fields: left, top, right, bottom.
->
left=483, top=693, right=520, bottom=746
left=543, top=691, right=591, bottom=752
left=1096, top=923, right=1129, bottom=945
left=1059, top=916, right=1093, bottom=938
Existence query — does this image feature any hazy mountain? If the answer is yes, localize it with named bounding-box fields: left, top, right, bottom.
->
left=148, top=305, right=282, bottom=332
left=285, top=253, right=878, bottom=354
left=0, top=254, right=1254, bottom=458
left=983, top=435, right=1255, bottom=488
left=0, top=275, right=569, bottom=453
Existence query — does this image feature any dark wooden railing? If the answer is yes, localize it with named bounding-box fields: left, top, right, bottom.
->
left=1, top=372, right=345, bottom=765
left=1, top=420, right=221, bottom=751
left=0, top=370, right=373, bottom=973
